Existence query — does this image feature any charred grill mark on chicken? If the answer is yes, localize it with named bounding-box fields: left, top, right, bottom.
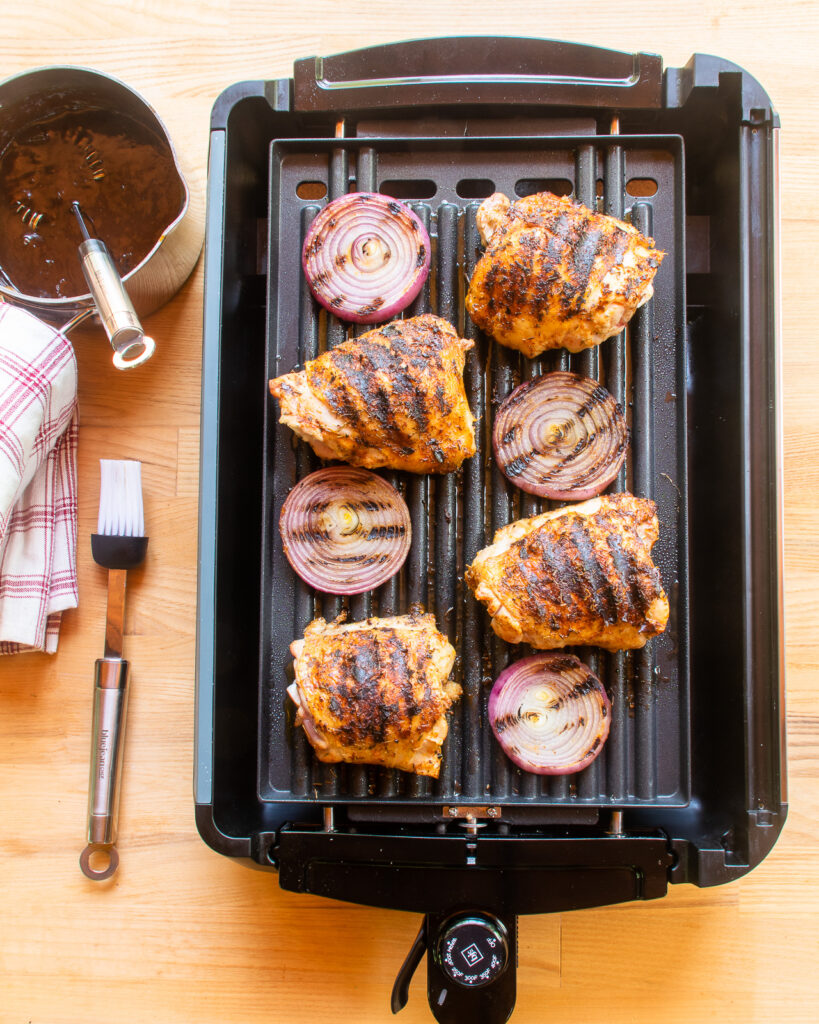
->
left=465, top=494, right=669, bottom=651
left=465, top=191, right=664, bottom=356
left=289, top=613, right=461, bottom=777
left=270, top=314, right=475, bottom=474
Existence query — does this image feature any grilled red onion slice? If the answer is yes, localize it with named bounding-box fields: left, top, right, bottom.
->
left=302, top=192, right=431, bottom=323
left=489, top=653, right=611, bottom=775
left=279, top=467, right=411, bottom=595
left=492, top=371, right=628, bottom=500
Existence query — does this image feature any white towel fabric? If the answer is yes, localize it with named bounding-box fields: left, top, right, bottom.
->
left=0, top=303, right=79, bottom=654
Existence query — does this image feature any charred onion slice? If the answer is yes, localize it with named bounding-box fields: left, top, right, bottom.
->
left=489, top=653, right=611, bottom=775
left=302, top=192, right=431, bottom=323
left=279, top=467, right=411, bottom=595
left=492, top=371, right=628, bottom=500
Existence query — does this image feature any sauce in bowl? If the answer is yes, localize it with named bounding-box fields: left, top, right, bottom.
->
left=0, top=107, right=185, bottom=298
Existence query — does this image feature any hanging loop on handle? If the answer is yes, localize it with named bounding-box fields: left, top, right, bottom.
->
left=79, top=843, right=119, bottom=881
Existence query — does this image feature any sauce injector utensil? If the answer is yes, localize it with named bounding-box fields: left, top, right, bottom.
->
left=70, top=202, right=155, bottom=369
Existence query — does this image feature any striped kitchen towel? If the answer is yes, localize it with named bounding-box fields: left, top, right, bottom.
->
left=0, top=303, right=79, bottom=654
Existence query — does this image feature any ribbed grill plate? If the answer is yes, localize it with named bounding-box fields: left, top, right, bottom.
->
left=260, top=135, right=689, bottom=819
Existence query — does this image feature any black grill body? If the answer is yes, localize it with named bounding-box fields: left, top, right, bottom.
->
left=195, top=38, right=785, bottom=1023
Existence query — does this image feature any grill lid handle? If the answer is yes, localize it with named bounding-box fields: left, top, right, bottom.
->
left=294, top=37, right=663, bottom=112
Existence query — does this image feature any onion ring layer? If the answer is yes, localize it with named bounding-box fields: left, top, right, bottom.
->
left=302, top=192, right=431, bottom=324
left=489, top=653, right=611, bottom=775
left=279, top=467, right=411, bottom=595
left=492, top=371, right=628, bottom=500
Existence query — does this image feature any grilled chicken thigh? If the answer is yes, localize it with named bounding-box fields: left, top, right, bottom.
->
left=269, top=314, right=476, bottom=474
left=465, top=493, right=669, bottom=652
left=465, top=192, right=664, bottom=357
left=287, top=612, right=461, bottom=778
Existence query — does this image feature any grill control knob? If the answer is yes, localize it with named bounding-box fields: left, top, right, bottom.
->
left=434, top=913, right=510, bottom=988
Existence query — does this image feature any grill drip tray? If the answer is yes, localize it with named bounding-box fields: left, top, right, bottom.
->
left=260, top=135, right=689, bottom=820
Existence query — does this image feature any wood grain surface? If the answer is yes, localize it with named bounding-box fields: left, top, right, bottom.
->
left=1, top=3, right=817, bottom=1022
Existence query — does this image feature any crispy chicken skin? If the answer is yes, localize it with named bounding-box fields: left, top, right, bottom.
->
left=465, top=192, right=664, bottom=357
left=269, top=314, right=476, bottom=474
left=465, top=493, right=669, bottom=652
left=287, top=613, right=461, bottom=778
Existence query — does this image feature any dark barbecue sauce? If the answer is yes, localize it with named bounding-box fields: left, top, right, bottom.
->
left=0, top=108, right=185, bottom=298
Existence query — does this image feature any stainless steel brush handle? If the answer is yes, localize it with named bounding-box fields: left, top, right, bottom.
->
left=79, top=657, right=129, bottom=880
